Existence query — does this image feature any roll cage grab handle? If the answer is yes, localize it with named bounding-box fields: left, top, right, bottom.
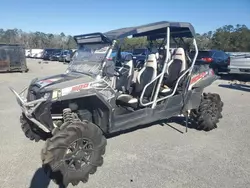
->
left=139, top=27, right=198, bottom=109
left=101, top=40, right=117, bottom=70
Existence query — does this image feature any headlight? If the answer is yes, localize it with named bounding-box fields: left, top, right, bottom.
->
left=52, top=89, right=62, bottom=100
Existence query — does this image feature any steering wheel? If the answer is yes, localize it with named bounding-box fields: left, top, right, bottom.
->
left=114, top=67, right=123, bottom=77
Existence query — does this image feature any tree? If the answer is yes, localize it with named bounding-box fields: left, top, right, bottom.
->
left=0, top=24, right=249, bottom=52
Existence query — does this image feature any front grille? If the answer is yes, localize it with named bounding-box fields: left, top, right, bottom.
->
left=27, top=85, right=43, bottom=101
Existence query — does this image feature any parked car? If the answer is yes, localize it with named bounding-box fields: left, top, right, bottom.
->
left=63, top=50, right=77, bottom=64
left=189, top=50, right=230, bottom=74
left=51, top=52, right=62, bottom=61
left=42, top=49, right=62, bottom=61
left=58, top=50, right=73, bottom=62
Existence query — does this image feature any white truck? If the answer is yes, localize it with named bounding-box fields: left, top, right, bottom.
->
left=227, top=52, right=250, bottom=74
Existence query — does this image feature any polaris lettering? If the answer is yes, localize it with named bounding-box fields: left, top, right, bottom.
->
left=190, top=72, right=207, bottom=84
left=71, top=83, right=89, bottom=91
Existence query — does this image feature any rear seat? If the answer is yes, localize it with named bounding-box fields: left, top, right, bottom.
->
left=160, top=47, right=187, bottom=96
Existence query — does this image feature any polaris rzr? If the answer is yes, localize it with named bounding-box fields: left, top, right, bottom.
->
left=10, top=21, right=223, bottom=187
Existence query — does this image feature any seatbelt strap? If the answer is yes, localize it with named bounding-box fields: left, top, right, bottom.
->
left=122, top=86, right=126, bottom=93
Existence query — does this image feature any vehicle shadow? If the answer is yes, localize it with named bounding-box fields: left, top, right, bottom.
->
left=28, top=118, right=199, bottom=188
left=219, top=74, right=250, bottom=83
left=38, top=61, right=49, bottom=64
left=0, top=70, right=27, bottom=74
left=218, top=83, right=250, bottom=92
left=106, top=116, right=197, bottom=139
left=29, top=167, right=65, bottom=188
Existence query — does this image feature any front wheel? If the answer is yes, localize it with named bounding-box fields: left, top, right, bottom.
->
left=41, top=121, right=107, bottom=187
left=20, top=114, right=50, bottom=142
left=190, top=93, right=223, bottom=131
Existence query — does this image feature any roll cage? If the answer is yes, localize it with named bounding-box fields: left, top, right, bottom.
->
left=73, top=21, right=199, bottom=109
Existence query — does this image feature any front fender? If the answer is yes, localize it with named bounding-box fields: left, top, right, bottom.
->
left=53, top=89, right=113, bottom=134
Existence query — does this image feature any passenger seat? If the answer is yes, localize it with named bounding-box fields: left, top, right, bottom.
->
left=116, top=53, right=158, bottom=108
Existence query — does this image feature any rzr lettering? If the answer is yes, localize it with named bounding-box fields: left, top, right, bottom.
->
left=71, top=83, right=89, bottom=91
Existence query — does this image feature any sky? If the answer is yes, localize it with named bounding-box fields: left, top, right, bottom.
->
left=0, top=0, right=249, bottom=36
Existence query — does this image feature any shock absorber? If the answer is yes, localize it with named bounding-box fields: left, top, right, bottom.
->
left=52, top=108, right=79, bottom=135
left=63, top=108, right=74, bottom=123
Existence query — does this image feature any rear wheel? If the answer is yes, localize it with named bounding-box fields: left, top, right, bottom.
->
left=41, top=120, right=107, bottom=187
left=190, top=93, right=223, bottom=131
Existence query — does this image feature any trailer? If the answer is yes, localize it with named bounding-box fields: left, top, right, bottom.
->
left=26, top=49, right=44, bottom=58
left=0, top=44, right=28, bottom=73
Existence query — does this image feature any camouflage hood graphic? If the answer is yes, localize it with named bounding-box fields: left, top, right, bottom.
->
left=34, top=72, right=95, bottom=91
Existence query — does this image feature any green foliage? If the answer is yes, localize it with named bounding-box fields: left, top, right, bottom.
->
left=0, top=24, right=249, bottom=51
left=211, top=24, right=250, bottom=52
left=0, top=29, right=77, bottom=49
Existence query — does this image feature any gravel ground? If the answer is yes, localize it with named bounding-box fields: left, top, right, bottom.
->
left=0, top=59, right=250, bottom=188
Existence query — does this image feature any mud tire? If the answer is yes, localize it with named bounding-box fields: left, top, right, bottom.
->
left=190, top=92, right=223, bottom=131
left=41, top=120, right=107, bottom=187
left=20, top=114, right=49, bottom=142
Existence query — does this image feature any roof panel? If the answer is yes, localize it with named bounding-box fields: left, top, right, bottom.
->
left=103, top=21, right=195, bottom=40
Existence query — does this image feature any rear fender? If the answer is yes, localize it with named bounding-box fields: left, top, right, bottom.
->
left=183, top=88, right=203, bottom=111
left=190, top=69, right=218, bottom=89
left=192, top=74, right=218, bottom=89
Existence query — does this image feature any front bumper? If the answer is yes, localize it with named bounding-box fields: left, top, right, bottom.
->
left=229, top=66, right=250, bottom=74
left=43, top=56, right=51, bottom=60
left=51, top=56, right=60, bottom=61
left=218, top=67, right=230, bottom=74
left=9, top=87, right=51, bottom=133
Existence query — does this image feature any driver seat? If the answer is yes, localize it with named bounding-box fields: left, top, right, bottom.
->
left=115, top=57, right=134, bottom=93
left=160, top=47, right=187, bottom=96
left=116, top=53, right=158, bottom=108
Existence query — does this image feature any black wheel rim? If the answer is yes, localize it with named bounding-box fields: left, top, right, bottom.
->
left=63, top=138, right=94, bottom=170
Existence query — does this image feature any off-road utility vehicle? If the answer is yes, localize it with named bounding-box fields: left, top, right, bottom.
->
left=10, top=21, right=223, bottom=187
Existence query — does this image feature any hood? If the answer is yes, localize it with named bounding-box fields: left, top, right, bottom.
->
left=34, top=72, right=95, bottom=91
